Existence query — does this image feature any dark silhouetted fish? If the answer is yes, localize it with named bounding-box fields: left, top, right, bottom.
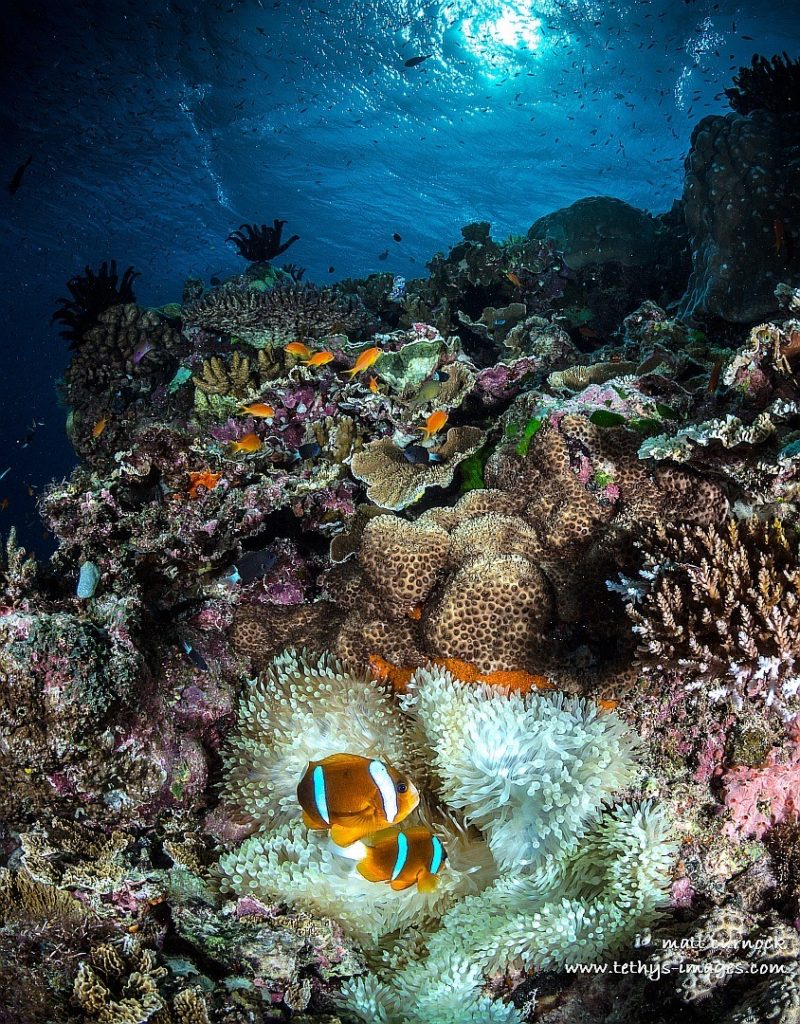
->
left=230, top=549, right=279, bottom=585
left=180, top=639, right=209, bottom=672
left=297, top=442, right=322, bottom=460
left=404, top=54, right=432, bottom=67
left=7, top=156, right=33, bottom=196
left=403, top=444, right=442, bottom=465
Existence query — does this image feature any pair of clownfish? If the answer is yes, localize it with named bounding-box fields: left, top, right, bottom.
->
left=296, top=752, right=445, bottom=892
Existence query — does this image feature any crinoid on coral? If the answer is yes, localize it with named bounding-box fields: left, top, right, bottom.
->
left=308, top=412, right=726, bottom=678
left=228, top=219, right=300, bottom=262
left=215, top=652, right=674, bottom=1024
left=52, top=260, right=139, bottom=348
left=182, top=282, right=372, bottom=348
left=0, top=527, right=37, bottom=610
left=624, top=518, right=800, bottom=718
left=349, top=427, right=486, bottom=511
left=725, top=52, right=800, bottom=114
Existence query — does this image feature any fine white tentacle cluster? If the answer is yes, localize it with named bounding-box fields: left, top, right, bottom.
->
left=216, top=650, right=676, bottom=1023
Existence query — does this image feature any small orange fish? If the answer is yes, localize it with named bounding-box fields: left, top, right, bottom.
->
left=505, top=270, right=522, bottom=287
left=285, top=341, right=313, bottom=359
left=598, top=699, right=619, bottom=712
left=0, top=498, right=8, bottom=511
left=421, top=410, right=448, bottom=441
left=239, top=402, right=274, bottom=418
left=708, top=357, right=724, bottom=394
left=368, top=375, right=380, bottom=394
left=304, top=350, right=335, bottom=368
left=346, top=346, right=383, bottom=378
left=357, top=826, right=446, bottom=892
left=229, top=432, right=262, bottom=455
left=297, top=752, right=419, bottom=847
left=578, top=325, right=600, bottom=339
left=92, top=417, right=108, bottom=438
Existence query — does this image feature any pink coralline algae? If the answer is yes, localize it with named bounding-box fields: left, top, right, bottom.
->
left=723, top=740, right=800, bottom=840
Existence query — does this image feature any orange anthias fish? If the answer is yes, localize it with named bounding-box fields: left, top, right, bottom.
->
left=368, top=375, right=380, bottom=394
left=296, top=752, right=419, bottom=847
left=92, top=417, right=108, bottom=438
left=505, top=270, right=522, bottom=287
left=285, top=341, right=313, bottom=359
left=229, top=432, right=262, bottom=455
left=346, top=346, right=382, bottom=378
left=304, top=350, right=335, bottom=368
left=239, top=402, right=274, bottom=418
left=357, top=826, right=446, bottom=892
left=421, top=410, right=448, bottom=441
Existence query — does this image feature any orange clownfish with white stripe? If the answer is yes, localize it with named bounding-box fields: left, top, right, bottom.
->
left=296, top=752, right=419, bottom=847
left=357, top=825, right=446, bottom=892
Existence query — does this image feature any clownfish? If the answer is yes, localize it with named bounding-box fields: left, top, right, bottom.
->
left=297, top=752, right=419, bottom=847
left=356, top=826, right=446, bottom=892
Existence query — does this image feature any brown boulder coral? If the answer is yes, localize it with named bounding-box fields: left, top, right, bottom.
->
left=349, top=426, right=486, bottom=511
left=317, top=414, right=727, bottom=676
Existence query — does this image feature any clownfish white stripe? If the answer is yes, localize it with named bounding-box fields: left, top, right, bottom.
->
left=430, top=835, right=443, bottom=875
left=312, top=764, right=330, bottom=824
left=391, top=831, right=409, bottom=881
left=368, top=759, right=398, bottom=823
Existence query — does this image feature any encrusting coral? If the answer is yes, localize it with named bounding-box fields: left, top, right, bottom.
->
left=349, top=426, right=486, bottom=510
left=216, top=651, right=675, bottom=1024
left=624, top=517, right=800, bottom=718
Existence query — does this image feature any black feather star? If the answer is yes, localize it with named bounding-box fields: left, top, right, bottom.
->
left=52, top=260, right=139, bottom=348
left=227, top=220, right=300, bottom=262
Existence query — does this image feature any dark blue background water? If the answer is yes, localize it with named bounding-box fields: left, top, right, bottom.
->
left=2, top=0, right=799, bottom=550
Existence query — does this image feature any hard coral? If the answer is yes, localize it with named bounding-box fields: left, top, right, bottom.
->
left=314, top=412, right=725, bottom=677
left=183, top=282, right=371, bottom=348
left=626, top=518, right=800, bottom=717
left=52, top=260, right=139, bottom=349
left=349, top=426, right=485, bottom=511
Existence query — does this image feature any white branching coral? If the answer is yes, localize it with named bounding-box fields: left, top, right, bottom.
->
left=404, top=665, right=641, bottom=869
left=217, top=651, right=675, bottom=1023
left=220, top=648, right=416, bottom=827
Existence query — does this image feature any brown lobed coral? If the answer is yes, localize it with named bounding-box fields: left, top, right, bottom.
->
left=626, top=517, right=800, bottom=716
left=231, top=413, right=726, bottom=677
left=64, top=303, right=182, bottom=399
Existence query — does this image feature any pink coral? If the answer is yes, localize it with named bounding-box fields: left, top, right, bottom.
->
left=722, top=743, right=800, bottom=839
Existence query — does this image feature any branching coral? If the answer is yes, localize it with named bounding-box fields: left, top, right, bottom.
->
left=227, top=220, right=299, bottom=262
left=0, top=527, right=37, bottom=609
left=725, top=52, right=800, bottom=114
left=625, top=518, right=800, bottom=717
left=52, top=260, right=139, bottom=349
left=215, top=652, right=673, bottom=1023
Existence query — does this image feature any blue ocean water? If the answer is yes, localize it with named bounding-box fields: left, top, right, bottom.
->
left=1, top=0, right=799, bottom=550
